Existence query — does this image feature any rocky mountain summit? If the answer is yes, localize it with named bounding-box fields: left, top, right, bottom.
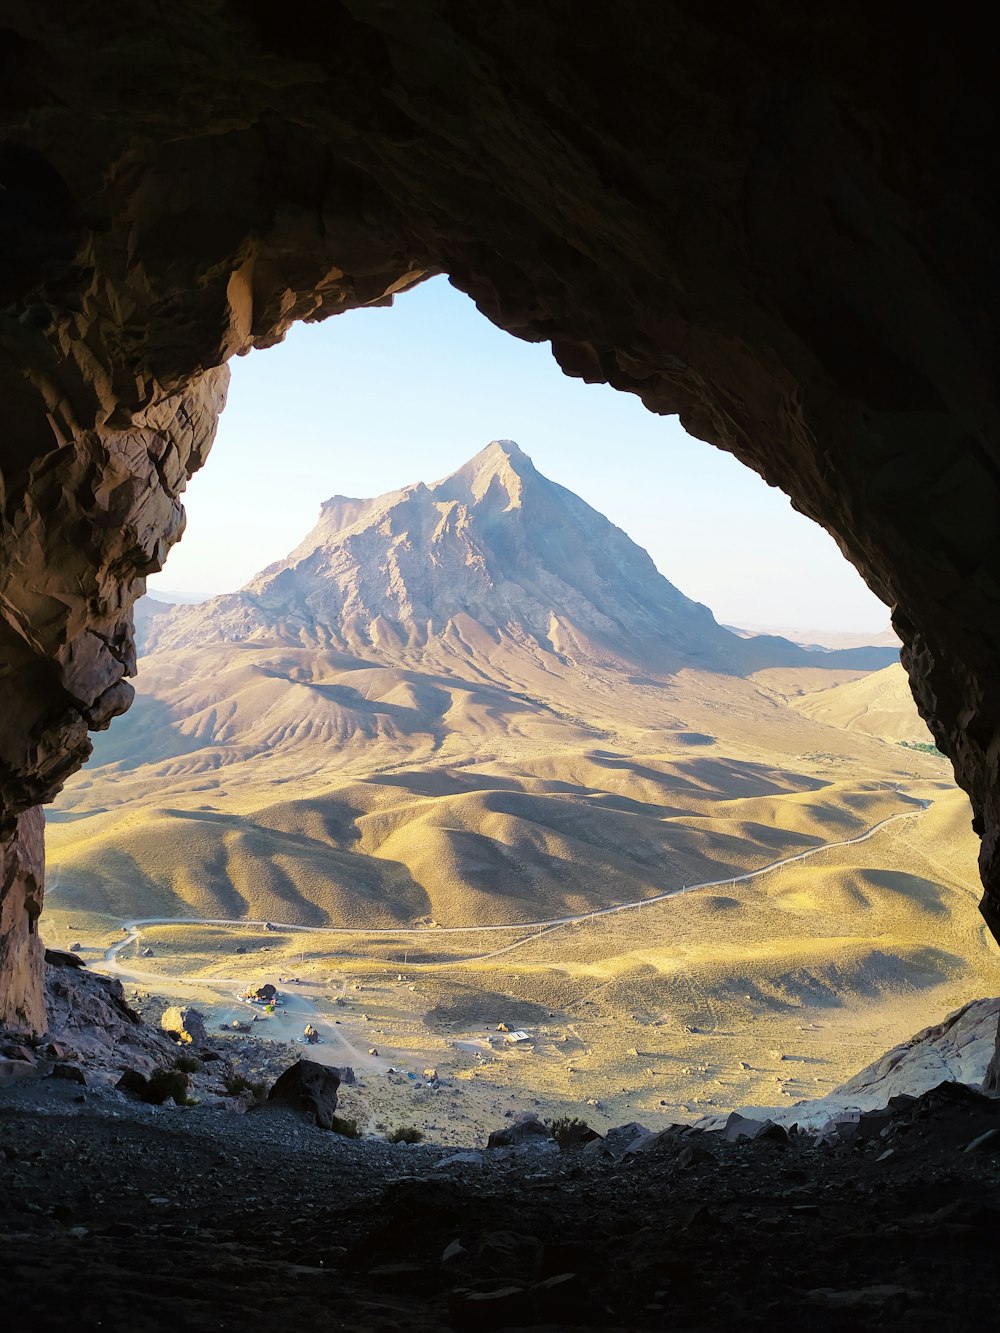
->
left=141, top=441, right=895, bottom=677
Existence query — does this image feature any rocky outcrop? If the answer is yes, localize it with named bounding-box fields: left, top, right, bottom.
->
left=698, top=998, right=1000, bottom=1134
left=0, top=808, right=44, bottom=1034
left=0, top=7, right=998, bottom=1026
left=43, top=956, right=161, bottom=1071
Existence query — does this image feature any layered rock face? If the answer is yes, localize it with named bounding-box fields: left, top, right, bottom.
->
left=0, top=808, right=44, bottom=1033
left=0, top=6, right=997, bottom=1025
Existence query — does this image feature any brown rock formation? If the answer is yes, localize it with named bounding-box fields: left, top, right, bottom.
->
left=0, top=6, right=997, bottom=1025
left=0, top=807, right=44, bottom=1033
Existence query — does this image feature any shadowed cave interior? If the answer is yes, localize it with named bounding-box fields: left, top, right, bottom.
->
left=2, top=5, right=1000, bottom=1328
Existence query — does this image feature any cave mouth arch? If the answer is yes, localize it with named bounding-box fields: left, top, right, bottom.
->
left=0, top=6, right=996, bottom=1057
left=38, top=271, right=987, bottom=1134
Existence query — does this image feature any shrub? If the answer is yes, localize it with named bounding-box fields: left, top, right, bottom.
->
left=387, top=1125, right=424, bottom=1144
left=547, top=1116, right=592, bottom=1150
left=223, top=1072, right=267, bottom=1101
left=174, top=1055, right=200, bottom=1074
left=146, top=1068, right=195, bottom=1106
left=330, top=1115, right=362, bottom=1138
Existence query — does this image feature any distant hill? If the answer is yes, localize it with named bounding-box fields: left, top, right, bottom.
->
left=791, top=663, right=933, bottom=745
left=729, top=623, right=900, bottom=654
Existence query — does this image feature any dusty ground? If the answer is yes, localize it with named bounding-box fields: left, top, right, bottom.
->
left=3, top=1072, right=1000, bottom=1331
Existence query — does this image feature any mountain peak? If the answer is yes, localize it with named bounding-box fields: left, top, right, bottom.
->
left=433, top=439, right=536, bottom=511
left=142, top=439, right=897, bottom=679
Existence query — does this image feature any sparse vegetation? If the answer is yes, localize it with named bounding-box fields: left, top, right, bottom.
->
left=146, top=1068, right=195, bottom=1106
left=899, top=740, right=944, bottom=756
left=387, top=1125, right=424, bottom=1144
left=330, top=1115, right=362, bottom=1138
left=222, top=1072, right=267, bottom=1101
left=547, top=1116, right=592, bottom=1149
left=174, top=1055, right=200, bottom=1074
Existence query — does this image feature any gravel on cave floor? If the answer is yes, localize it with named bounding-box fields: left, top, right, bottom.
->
left=3, top=1076, right=1000, bottom=1331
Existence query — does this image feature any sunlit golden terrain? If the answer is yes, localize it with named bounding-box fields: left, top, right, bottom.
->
left=43, top=444, right=996, bottom=1135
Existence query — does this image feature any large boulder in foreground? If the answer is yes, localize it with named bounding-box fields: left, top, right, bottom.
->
left=160, top=1006, right=207, bottom=1046
left=267, top=1059, right=340, bottom=1129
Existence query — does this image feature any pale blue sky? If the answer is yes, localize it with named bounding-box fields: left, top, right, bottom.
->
left=148, top=276, right=889, bottom=632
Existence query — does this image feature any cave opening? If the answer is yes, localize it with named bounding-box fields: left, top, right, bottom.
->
left=36, top=272, right=990, bottom=1142
left=3, top=8, right=1000, bottom=1324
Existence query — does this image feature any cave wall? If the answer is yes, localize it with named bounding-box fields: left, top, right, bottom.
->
left=0, top=2, right=998, bottom=1029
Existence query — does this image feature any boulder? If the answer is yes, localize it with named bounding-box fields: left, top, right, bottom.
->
left=583, top=1121, right=652, bottom=1160
left=487, top=1112, right=554, bottom=1150
left=160, top=1006, right=207, bottom=1046
left=723, top=1112, right=787, bottom=1144
left=0, top=1057, right=40, bottom=1086
left=116, top=1067, right=191, bottom=1106
left=623, top=1124, right=695, bottom=1157
left=266, top=1058, right=341, bottom=1129
left=50, top=1062, right=86, bottom=1085
left=45, top=947, right=85, bottom=970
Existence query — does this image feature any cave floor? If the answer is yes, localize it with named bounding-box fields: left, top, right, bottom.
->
left=2, top=1078, right=1000, bottom=1331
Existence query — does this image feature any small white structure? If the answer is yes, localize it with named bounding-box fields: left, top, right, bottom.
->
left=505, top=1030, right=532, bottom=1045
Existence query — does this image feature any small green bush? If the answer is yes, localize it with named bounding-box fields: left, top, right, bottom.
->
left=330, top=1115, right=362, bottom=1138
left=174, top=1055, right=200, bottom=1074
left=387, top=1125, right=424, bottom=1144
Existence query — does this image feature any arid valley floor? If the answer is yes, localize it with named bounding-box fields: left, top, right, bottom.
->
left=44, top=701, right=994, bottom=1142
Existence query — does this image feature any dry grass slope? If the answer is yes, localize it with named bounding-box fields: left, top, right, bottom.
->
left=791, top=663, right=931, bottom=744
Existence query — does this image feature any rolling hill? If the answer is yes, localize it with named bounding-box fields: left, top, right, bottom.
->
left=791, top=663, right=933, bottom=745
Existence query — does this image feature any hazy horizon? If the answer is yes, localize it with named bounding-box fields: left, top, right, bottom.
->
left=148, top=276, right=891, bottom=634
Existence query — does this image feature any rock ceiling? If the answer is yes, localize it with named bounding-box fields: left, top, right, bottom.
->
left=0, top=4, right=996, bottom=1027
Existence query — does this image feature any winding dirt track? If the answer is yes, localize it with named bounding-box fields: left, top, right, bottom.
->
left=101, top=799, right=930, bottom=971
left=91, top=799, right=929, bottom=1071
